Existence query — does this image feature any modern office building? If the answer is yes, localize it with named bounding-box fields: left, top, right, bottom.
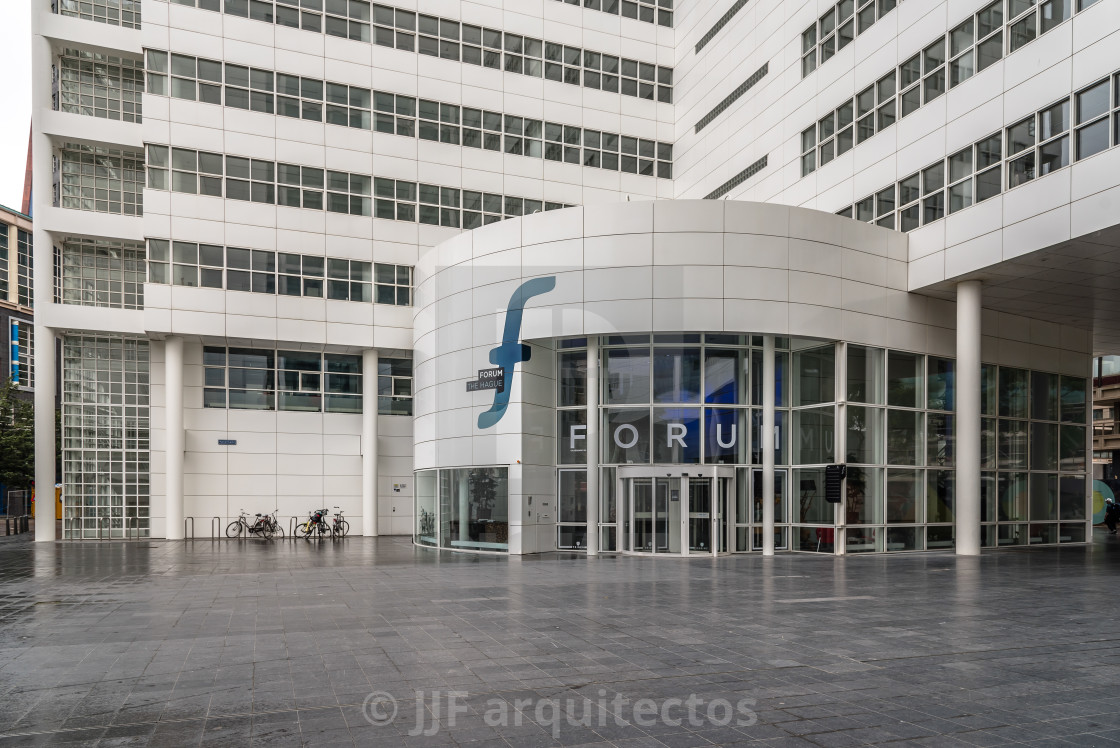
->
left=30, top=0, right=1118, bottom=553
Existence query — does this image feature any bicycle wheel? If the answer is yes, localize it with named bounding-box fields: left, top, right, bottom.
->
left=314, top=523, right=332, bottom=539
left=297, top=522, right=312, bottom=538
left=272, top=522, right=284, bottom=539
left=336, top=521, right=349, bottom=538
left=261, top=522, right=275, bottom=540
left=225, top=520, right=243, bottom=538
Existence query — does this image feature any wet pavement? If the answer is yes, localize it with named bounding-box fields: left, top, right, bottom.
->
left=0, top=532, right=1119, bottom=747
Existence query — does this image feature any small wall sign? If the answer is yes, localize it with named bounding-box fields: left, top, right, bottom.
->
left=218, top=439, right=237, bottom=446
left=466, top=366, right=505, bottom=393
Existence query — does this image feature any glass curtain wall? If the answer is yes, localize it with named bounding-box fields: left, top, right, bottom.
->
left=412, top=467, right=509, bottom=552
left=556, top=334, right=793, bottom=551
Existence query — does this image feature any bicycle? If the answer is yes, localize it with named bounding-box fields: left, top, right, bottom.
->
left=226, top=510, right=275, bottom=539
left=298, top=508, right=332, bottom=539
left=330, top=507, right=349, bottom=538
left=263, top=509, right=284, bottom=539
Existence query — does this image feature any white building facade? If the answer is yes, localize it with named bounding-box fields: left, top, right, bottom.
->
left=31, top=0, right=1119, bottom=554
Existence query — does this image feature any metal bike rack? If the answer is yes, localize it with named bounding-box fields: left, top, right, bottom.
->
left=96, top=515, right=107, bottom=541
left=184, top=516, right=195, bottom=539
left=289, top=516, right=299, bottom=538
left=211, top=516, right=221, bottom=539
left=127, top=516, right=140, bottom=541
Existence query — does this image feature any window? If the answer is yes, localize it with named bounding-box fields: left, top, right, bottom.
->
left=1009, top=0, right=1071, bottom=53
left=553, top=0, right=672, bottom=27
left=378, top=358, right=413, bottom=414
left=168, top=2, right=673, bottom=102
left=59, top=238, right=145, bottom=309
left=57, top=49, right=144, bottom=123
left=12, top=321, right=33, bottom=389
left=147, top=239, right=413, bottom=306
left=1074, top=78, right=1111, bottom=160
left=61, top=336, right=150, bottom=539
left=16, top=230, right=32, bottom=309
left=58, top=144, right=144, bottom=216
left=57, top=0, right=140, bottom=28
left=144, top=50, right=675, bottom=179
left=802, top=0, right=902, bottom=78
left=203, top=346, right=364, bottom=413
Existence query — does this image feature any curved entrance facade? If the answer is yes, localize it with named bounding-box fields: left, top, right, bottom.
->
left=412, top=201, right=1092, bottom=555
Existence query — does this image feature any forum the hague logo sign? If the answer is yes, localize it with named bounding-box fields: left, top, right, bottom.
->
left=473, top=276, right=556, bottom=429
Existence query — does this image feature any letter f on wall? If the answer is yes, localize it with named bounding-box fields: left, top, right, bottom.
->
left=478, top=276, right=556, bottom=429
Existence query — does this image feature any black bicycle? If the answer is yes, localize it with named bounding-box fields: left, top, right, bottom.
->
left=330, top=506, right=349, bottom=538
left=226, top=510, right=275, bottom=539
left=298, top=508, right=332, bottom=539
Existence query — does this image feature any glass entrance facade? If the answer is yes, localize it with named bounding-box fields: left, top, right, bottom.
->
left=551, top=333, right=1090, bottom=554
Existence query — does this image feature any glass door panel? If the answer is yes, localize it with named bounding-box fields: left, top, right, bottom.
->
left=633, top=478, right=653, bottom=552
left=689, top=478, right=712, bottom=552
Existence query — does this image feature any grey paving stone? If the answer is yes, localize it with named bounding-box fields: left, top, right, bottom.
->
left=0, top=532, right=1118, bottom=747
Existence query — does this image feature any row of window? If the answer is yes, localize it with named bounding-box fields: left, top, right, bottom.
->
left=836, top=72, right=1120, bottom=229
left=145, top=144, right=573, bottom=228
left=11, top=321, right=33, bottom=390
left=151, top=0, right=675, bottom=103
left=57, top=49, right=144, bottom=124
left=16, top=230, right=32, bottom=310
left=202, top=346, right=412, bottom=415
left=146, top=240, right=413, bottom=306
left=801, top=0, right=1097, bottom=175
left=59, top=238, right=146, bottom=311
left=57, top=144, right=145, bottom=217
left=57, top=0, right=140, bottom=28
left=145, top=50, right=673, bottom=179
left=552, top=0, right=673, bottom=27
left=801, top=0, right=902, bottom=78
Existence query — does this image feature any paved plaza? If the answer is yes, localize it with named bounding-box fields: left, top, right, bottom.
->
left=0, top=533, right=1119, bottom=747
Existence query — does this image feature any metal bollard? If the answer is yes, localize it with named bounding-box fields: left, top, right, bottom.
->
left=184, top=517, right=195, bottom=539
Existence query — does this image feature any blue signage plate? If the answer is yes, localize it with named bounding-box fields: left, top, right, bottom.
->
left=218, top=439, right=237, bottom=446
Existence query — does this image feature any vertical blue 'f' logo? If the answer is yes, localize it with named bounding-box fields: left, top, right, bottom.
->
left=477, top=276, right=556, bottom=429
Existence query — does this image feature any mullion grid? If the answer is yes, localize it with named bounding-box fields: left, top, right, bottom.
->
left=146, top=49, right=673, bottom=178
left=799, top=0, right=1092, bottom=174
left=58, top=49, right=144, bottom=123
left=17, top=230, right=32, bottom=309
left=146, top=143, right=573, bottom=224
left=147, top=239, right=411, bottom=305
left=0, top=227, right=7, bottom=299
left=837, top=68, right=1120, bottom=230
left=1008, top=0, right=1072, bottom=53
left=60, top=237, right=146, bottom=310
left=61, top=336, right=150, bottom=539
left=16, top=324, right=33, bottom=390
left=57, top=0, right=141, bottom=29
left=149, top=0, right=674, bottom=103
left=802, top=0, right=900, bottom=77
left=203, top=345, right=365, bottom=413
left=837, top=351, right=1088, bottom=551
left=552, top=0, right=673, bottom=27
left=378, top=358, right=413, bottom=415
left=58, top=143, right=144, bottom=216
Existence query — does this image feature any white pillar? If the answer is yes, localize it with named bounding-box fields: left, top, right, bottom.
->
left=32, top=11, right=56, bottom=542
left=762, top=335, right=776, bottom=556
left=362, top=348, right=379, bottom=537
left=956, top=281, right=982, bottom=555
left=164, top=337, right=185, bottom=540
left=585, top=337, right=599, bottom=555
left=33, top=326, right=56, bottom=541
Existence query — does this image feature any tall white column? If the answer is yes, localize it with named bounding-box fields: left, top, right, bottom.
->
left=956, top=280, right=982, bottom=556
left=164, top=337, right=185, bottom=540
left=362, top=348, right=379, bottom=537
left=32, top=10, right=56, bottom=542
left=33, top=326, right=56, bottom=541
left=762, top=335, right=776, bottom=556
left=585, top=337, right=599, bottom=555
